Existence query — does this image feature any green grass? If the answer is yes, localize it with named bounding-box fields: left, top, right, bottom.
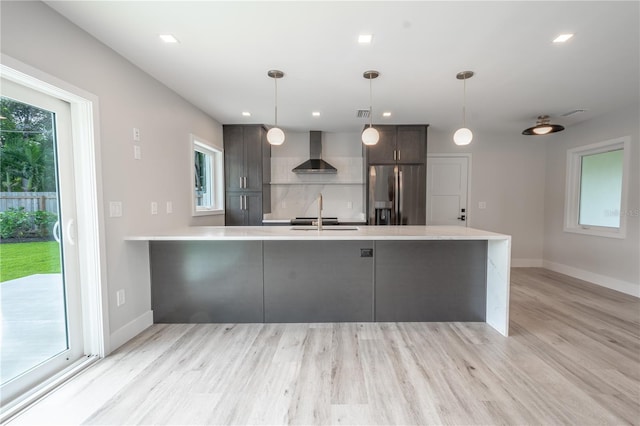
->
left=0, top=241, right=61, bottom=282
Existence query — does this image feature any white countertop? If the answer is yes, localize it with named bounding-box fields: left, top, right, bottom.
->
left=127, top=225, right=511, bottom=241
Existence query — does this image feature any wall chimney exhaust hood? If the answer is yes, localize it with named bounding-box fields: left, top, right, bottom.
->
left=292, top=131, right=337, bottom=174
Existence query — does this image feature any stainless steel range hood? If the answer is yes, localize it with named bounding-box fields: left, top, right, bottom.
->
left=292, top=131, right=337, bottom=174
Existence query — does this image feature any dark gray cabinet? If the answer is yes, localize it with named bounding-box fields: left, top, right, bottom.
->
left=365, top=125, right=428, bottom=165
left=223, top=125, right=271, bottom=225
left=225, top=192, right=263, bottom=227
left=374, top=240, right=487, bottom=322
left=150, top=241, right=264, bottom=323
left=149, top=239, right=490, bottom=325
left=263, top=241, right=374, bottom=322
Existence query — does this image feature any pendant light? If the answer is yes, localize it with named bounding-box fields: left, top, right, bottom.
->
left=362, top=70, right=380, bottom=146
left=522, top=115, right=565, bottom=135
left=266, top=69, right=285, bottom=145
left=453, top=70, right=474, bottom=146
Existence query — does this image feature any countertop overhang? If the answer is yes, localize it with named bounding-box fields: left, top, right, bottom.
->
left=127, top=225, right=511, bottom=241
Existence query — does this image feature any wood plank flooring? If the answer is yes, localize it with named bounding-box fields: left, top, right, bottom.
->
left=9, top=268, right=640, bottom=425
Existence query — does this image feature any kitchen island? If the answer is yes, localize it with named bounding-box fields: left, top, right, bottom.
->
left=128, top=226, right=511, bottom=336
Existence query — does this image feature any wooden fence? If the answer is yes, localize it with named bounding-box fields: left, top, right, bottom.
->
left=0, top=192, right=58, bottom=214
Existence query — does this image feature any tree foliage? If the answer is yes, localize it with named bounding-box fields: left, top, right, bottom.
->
left=0, top=97, right=56, bottom=192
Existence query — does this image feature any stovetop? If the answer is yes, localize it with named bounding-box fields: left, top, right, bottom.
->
left=290, top=217, right=339, bottom=225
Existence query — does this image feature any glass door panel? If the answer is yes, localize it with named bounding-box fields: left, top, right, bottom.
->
left=0, top=78, right=83, bottom=406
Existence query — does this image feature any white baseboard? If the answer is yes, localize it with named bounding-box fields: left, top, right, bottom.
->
left=511, top=258, right=544, bottom=268
left=108, top=310, right=153, bottom=354
left=542, top=261, right=639, bottom=298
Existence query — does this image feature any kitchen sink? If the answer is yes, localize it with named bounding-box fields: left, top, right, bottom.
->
left=289, top=225, right=360, bottom=231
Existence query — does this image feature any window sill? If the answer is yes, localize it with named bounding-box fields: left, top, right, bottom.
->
left=563, top=226, right=626, bottom=239
left=192, top=209, right=225, bottom=217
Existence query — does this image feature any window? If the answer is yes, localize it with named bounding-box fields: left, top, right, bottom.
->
left=565, top=137, right=630, bottom=238
left=191, top=135, right=223, bottom=216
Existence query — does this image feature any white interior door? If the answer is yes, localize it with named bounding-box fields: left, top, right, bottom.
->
left=0, top=78, right=84, bottom=407
left=426, top=156, right=469, bottom=226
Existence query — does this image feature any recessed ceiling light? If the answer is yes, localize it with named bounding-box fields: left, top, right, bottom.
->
left=383, top=112, right=391, bottom=117
left=358, top=34, right=373, bottom=44
left=553, top=33, right=574, bottom=43
left=312, top=111, right=321, bottom=117
left=242, top=111, right=251, bottom=117
left=159, top=34, right=179, bottom=43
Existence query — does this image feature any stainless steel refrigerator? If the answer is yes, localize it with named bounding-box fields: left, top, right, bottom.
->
left=367, top=164, right=426, bottom=225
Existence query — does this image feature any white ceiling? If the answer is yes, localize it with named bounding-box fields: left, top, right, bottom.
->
left=46, top=1, right=639, bottom=136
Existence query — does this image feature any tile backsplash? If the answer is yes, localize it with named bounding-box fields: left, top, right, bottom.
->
left=270, top=156, right=365, bottom=220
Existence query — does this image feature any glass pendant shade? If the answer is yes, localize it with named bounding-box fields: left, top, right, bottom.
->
left=267, top=127, right=285, bottom=145
left=362, top=127, right=380, bottom=146
left=453, top=127, right=473, bottom=146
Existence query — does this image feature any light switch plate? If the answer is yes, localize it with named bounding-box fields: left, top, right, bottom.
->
left=151, top=202, right=158, bottom=215
left=109, top=201, right=122, bottom=217
left=479, top=201, right=487, bottom=209
left=116, top=289, right=125, bottom=307
left=166, top=201, right=173, bottom=214
left=133, top=127, right=140, bottom=141
left=134, top=145, right=142, bottom=160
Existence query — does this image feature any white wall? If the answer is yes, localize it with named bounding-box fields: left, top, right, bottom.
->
left=1, top=1, right=223, bottom=350
left=428, top=127, right=547, bottom=264
left=542, top=104, right=640, bottom=296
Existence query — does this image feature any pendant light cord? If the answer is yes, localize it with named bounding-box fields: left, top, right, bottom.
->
left=369, top=75, right=373, bottom=129
left=274, top=77, right=278, bottom=127
left=462, top=76, right=467, bottom=128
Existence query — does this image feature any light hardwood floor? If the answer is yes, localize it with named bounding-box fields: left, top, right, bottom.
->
left=9, top=268, right=640, bottom=425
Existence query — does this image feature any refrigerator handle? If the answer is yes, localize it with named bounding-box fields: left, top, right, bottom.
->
left=398, top=170, right=403, bottom=224
left=393, top=166, right=399, bottom=224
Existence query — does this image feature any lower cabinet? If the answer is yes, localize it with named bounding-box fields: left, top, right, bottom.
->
left=150, top=241, right=263, bottom=323
left=374, top=240, right=487, bottom=322
left=263, top=241, right=374, bottom=322
left=148, top=240, right=488, bottom=324
left=225, top=192, right=263, bottom=226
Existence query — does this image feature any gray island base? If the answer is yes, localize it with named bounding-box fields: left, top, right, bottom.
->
left=130, top=226, right=511, bottom=336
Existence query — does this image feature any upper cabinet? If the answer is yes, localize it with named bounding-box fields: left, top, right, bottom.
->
left=365, top=125, right=428, bottom=165
left=224, top=125, right=270, bottom=192
left=223, top=125, right=271, bottom=225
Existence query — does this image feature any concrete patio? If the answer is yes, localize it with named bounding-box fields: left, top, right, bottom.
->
left=0, top=274, right=67, bottom=385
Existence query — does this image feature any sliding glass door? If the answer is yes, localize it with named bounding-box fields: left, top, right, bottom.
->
left=0, top=78, right=83, bottom=406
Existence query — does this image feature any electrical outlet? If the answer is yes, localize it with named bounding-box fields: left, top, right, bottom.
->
left=166, top=201, right=173, bottom=214
left=109, top=201, right=122, bottom=217
left=479, top=201, right=487, bottom=209
left=151, top=202, right=158, bottom=215
left=134, top=145, right=142, bottom=160
left=116, top=289, right=125, bottom=307
left=133, top=127, right=140, bottom=141
left=347, top=201, right=353, bottom=209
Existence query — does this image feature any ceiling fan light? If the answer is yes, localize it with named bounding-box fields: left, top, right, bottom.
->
left=533, top=125, right=553, bottom=135
left=267, top=127, right=285, bottom=145
left=362, top=127, right=380, bottom=145
left=522, top=115, right=565, bottom=135
left=453, top=127, right=473, bottom=146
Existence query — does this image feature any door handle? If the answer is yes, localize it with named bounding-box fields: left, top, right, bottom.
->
left=243, top=176, right=247, bottom=188
left=457, top=215, right=466, bottom=221
left=53, top=221, right=61, bottom=243
left=66, top=218, right=76, bottom=245
left=393, top=150, right=397, bottom=161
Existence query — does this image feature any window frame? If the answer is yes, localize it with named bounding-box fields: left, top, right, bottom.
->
left=564, top=136, right=630, bottom=239
left=190, top=134, right=224, bottom=216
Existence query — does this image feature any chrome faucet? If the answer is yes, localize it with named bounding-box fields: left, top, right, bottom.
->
left=313, top=193, right=323, bottom=231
